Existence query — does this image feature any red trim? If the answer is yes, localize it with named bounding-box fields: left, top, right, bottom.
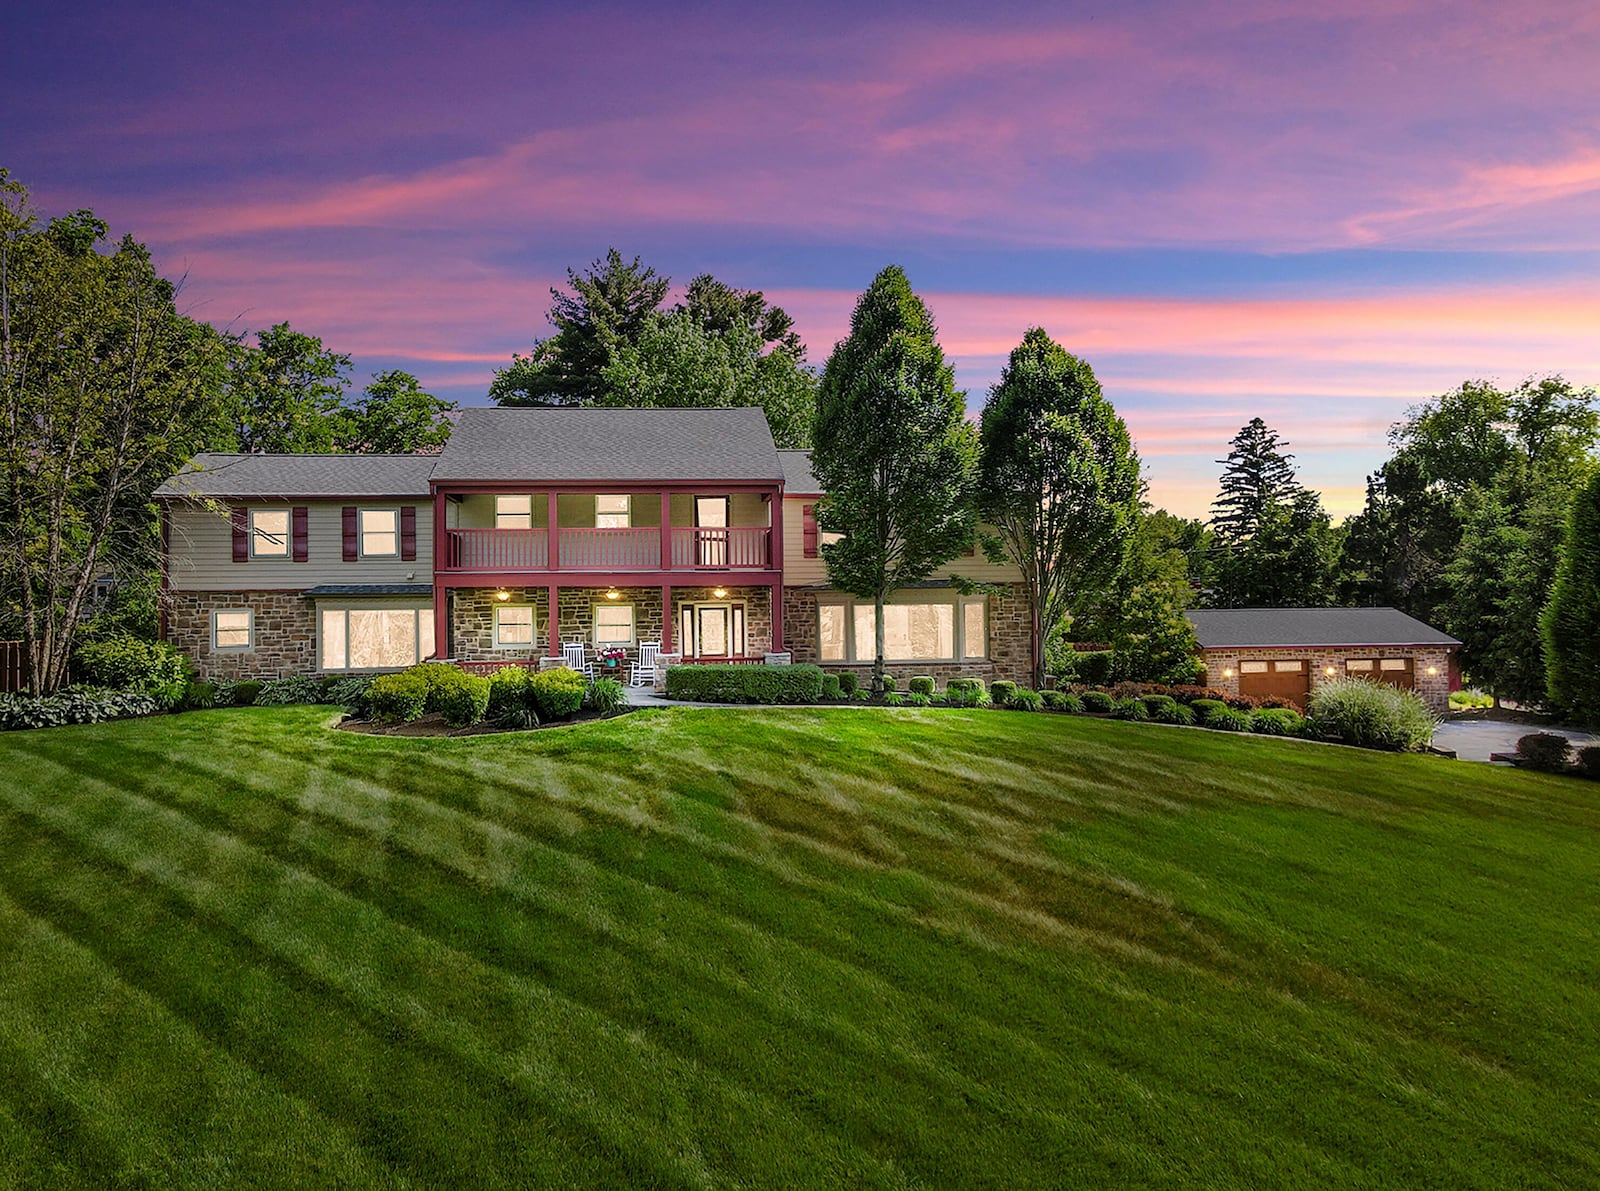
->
left=659, top=491, right=672, bottom=572
left=802, top=504, right=818, bottom=558
left=769, top=487, right=784, bottom=651
left=661, top=584, right=674, bottom=652
left=400, top=505, right=417, bottom=561
left=292, top=506, right=309, bottom=562
left=231, top=507, right=249, bottom=562
left=437, top=570, right=782, bottom=588
left=1197, top=643, right=1456, bottom=651
left=433, top=480, right=781, bottom=495
left=547, top=584, right=560, bottom=657
left=431, top=496, right=448, bottom=658
left=341, top=506, right=358, bottom=561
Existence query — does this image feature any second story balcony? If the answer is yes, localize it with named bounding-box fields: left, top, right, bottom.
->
left=445, top=525, right=773, bottom=571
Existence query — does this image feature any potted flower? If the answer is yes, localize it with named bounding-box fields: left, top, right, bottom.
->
left=598, top=646, right=628, bottom=669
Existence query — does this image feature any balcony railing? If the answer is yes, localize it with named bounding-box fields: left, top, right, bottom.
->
left=444, top=526, right=772, bottom=572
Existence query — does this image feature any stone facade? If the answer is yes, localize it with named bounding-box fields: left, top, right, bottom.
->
left=783, top=582, right=1033, bottom=688
left=1200, top=645, right=1454, bottom=713
left=167, top=589, right=318, bottom=681
left=448, top=584, right=775, bottom=668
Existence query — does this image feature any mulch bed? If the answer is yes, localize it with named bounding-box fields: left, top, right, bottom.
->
left=337, top=708, right=633, bottom=737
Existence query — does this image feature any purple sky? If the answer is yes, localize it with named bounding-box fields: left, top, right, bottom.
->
left=6, top=0, right=1598, bottom=516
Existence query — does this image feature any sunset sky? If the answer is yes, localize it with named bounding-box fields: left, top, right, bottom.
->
left=7, top=0, right=1598, bottom=517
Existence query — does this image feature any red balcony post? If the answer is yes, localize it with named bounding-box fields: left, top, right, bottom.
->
left=547, top=584, right=561, bottom=657
left=661, top=584, right=673, bottom=652
left=660, top=491, right=672, bottom=572
left=432, top=492, right=448, bottom=658
left=546, top=492, right=559, bottom=569
left=770, top=578, right=783, bottom=653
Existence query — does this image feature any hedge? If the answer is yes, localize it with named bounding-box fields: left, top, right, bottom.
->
left=527, top=668, right=587, bottom=720
left=1080, top=690, right=1114, bottom=713
left=1251, top=708, right=1307, bottom=737
left=908, top=676, right=935, bottom=697
left=665, top=664, right=824, bottom=704
left=368, top=670, right=430, bottom=723
left=1201, top=705, right=1254, bottom=732
left=820, top=673, right=843, bottom=701
left=1517, top=733, right=1571, bottom=773
left=0, top=687, right=161, bottom=731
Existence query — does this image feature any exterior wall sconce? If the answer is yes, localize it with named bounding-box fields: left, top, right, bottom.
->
left=495, top=589, right=511, bottom=602
left=605, top=587, right=621, bottom=600
left=1324, top=665, right=1336, bottom=675
left=1426, top=666, right=1438, bottom=676
left=1222, top=667, right=1235, bottom=678
left=712, top=587, right=728, bottom=599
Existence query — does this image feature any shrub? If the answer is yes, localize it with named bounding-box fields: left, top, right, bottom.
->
left=430, top=670, right=490, bottom=726
left=837, top=672, right=859, bottom=696
left=1252, top=708, right=1307, bottom=737
left=367, top=670, right=429, bottom=723
left=1189, top=698, right=1227, bottom=717
left=584, top=677, right=628, bottom=714
left=1223, top=693, right=1262, bottom=711
left=1080, top=690, right=1114, bottom=713
left=73, top=634, right=191, bottom=707
left=232, top=681, right=263, bottom=707
left=1113, top=697, right=1149, bottom=721
left=210, top=680, right=237, bottom=707
left=1576, top=746, right=1600, bottom=780
left=943, top=678, right=991, bottom=709
left=905, top=692, right=932, bottom=708
left=1201, top=704, right=1253, bottom=732
left=527, top=667, right=588, bottom=719
left=853, top=689, right=872, bottom=703
left=0, top=686, right=162, bottom=731
left=664, top=663, right=824, bottom=705
left=1008, top=688, right=1043, bottom=712
left=908, top=676, right=935, bottom=697
left=324, top=674, right=376, bottom=715
left=882, top=692, right=904, bottom=706
left=1517, top=733, right=1572, bottom=773
left=1450, top=690, right=1493, bottom=709
left=1170, top=685, right=1229, bottom=705
left=820, top=673, right=843, bottom=701
left=990, top=680, right=1018, bottom=706
left=1074, top=650, right=1114, bottom=685
left=1306, top=677, right=1437, bottom=752
left=180, top=681, right=216, bottom=711
left=487, top=667, right=536, bottom=727
left=1140, top=694, right=1178, bottom=717
left=1151, top=701, right=1195, bottom=726
left=256, top=674, right=328, bottom=706
left=878, top=674, right=898, bottom=693
left=1043, top=690, right=1082, bottom=713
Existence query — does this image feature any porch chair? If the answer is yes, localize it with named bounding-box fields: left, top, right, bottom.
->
left=631, top=641, right=661, bottom=688
left=561, top=641, right=595, bottom=680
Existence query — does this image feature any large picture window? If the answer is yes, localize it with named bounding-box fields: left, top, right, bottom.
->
left=359, top=508, right=399, bottom=557
left=819, top=595, right=986, bottom=663
left=320, top=606, right=433, bottom=670
left=495, top=495, right=532, bottom=529
left=250, top=509, right=289, bottom=558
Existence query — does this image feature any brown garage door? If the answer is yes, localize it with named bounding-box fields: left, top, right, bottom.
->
left=1239, top=659, right=1310, bottom=708
left=1345, top=657, right=1414, bottom=690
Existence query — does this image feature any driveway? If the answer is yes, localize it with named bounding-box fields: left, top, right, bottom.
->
left=1432, top=718, right=1597, bottom=763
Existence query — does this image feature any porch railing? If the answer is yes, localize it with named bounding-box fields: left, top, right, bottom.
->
left=448, top=529, right=547, bottom=570
left=443, top=526, right=772, bottom=572
left=669, top=527, right=771, bottom=569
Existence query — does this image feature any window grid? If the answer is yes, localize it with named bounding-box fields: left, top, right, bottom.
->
left=213, top=609, right=253, bottom=651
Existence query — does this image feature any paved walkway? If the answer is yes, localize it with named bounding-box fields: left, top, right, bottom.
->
left=1432, top=719, right=1597, bottom=763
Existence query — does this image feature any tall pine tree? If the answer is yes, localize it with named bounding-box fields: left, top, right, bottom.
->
left=812, top=266, right=978, bottom=693
left=1541, top=468, right=1600, bottom=724
left=1210, top=417, right=1302, bottom=543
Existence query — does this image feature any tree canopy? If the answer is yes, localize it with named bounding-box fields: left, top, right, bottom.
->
left=340, top=369, right=457, bottom=453
left=1210, top=417, right=1302, bottom=543
left=223, top=322, right=351, bottom=453
left=1541, top=468, right=1600, bottom=724
left=811, top=266, right=978, bottom=691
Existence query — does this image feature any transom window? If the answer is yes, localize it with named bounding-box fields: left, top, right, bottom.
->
left=1274, top=660, right=1304, bottom=672
left=819, top=596, right=986, bottom=663
left=360, top=508, right=398, bottom=557
left=494, top=605, right=536, bottom=648
left=594, top=603, right=635, bottom=646
left=1239, top=661, right=1270, bottom=674
left=595, top=494, right=631, bottom=529
left=1379, top=658, right=1410, bottom=671
left=250, top=509, right=289, bottom=558
left=213, top=609, right=253, bottom=651
left=1346, top=659, right=1375, bottom=672
left=496, top=495, right=533, bottom=529
left=320, top=606, right=433, bottom=671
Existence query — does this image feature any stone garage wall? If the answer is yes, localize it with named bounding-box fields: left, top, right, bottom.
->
left=1201, top=645, right=1455, bottom=714
left=166, top=589, right=317, bottom=681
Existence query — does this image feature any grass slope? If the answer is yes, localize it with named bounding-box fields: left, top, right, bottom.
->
left=0, top=707, right=1597, bottom=1187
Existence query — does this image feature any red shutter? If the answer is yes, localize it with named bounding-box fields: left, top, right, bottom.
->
left=342, top=506, right=358, bottom=561
left=292, top=506, right=309, bottom=562
left=400, top=506, right=417, bottom=561
left=231, top=507, right=249, bottom=562
left=802, top=504, right=818, bottom=558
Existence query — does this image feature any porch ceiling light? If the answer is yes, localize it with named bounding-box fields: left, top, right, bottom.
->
left=605, top=587, right=621, bottom=600
left=712, top=587, right=728, bottom=599
left=495, top=588, right=511, bottom=602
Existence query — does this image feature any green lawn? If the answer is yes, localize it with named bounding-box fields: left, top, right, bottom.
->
left=0, top=707, right=1597, bottom=1188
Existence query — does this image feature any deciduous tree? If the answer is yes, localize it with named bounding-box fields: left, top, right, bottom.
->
left=224, top=322, right=351, bottom=452
left=340, top=369, right=456, bottom=453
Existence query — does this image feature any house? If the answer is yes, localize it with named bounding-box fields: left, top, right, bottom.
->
left=155, top=407, right=1032, bottom=687
left=1186, top=607, right=1461, bottom=713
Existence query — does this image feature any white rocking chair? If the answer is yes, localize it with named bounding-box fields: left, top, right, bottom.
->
left=562, top=641, right=594, bottom=680
left=631, top=641, right=661, bottom=687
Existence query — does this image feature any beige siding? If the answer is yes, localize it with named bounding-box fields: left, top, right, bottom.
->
left=780, top=497, right=1023, bottom=586
left=166, top=499, right=433, bottom=591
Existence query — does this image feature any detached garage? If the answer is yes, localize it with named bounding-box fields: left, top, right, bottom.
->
left=1185, top=607, right=1460, bottom=714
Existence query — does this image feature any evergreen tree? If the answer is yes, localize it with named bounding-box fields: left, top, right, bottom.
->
left=490, top=249, right=669, bottom=406
left=676, top=274, right=804, bottom=357
left=1210, top=417, right=1302, bottom=543
left=1211, top=489, right=1340, bottom=607
left=977, top=327, right=1142, bottom=687
left=812, top=266, right=978, bottom=693
left=1542, top=469, right=1600, bottom=724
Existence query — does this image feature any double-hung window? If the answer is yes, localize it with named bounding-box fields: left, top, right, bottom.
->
left=250, top=509, right=290, bottom=558
left=594, top=603, right=635, bottom=646
left=360, top=509, right=398, bottom=557
left=494, top=605, right=536, bottom=648
left=496, top=495, right=532, bottom=529
left=213, top=609, right=253, bottom=651
left=595, top=494, right=630, bottom=529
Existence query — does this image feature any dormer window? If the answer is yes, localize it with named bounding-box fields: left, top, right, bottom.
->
left=596, top=494, right=630, bottom=529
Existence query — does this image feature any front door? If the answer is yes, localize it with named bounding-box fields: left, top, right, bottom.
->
left=679, top=602, right=746, bottom=658
left=695, top=497, right=729, bottom=567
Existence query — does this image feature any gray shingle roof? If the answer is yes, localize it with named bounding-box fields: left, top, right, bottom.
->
left=156, top=453, right=436, bottom=499
left=779, top=449, right=819, bottom=494
left=430, top=407, right=783, bottom=483
left=1186, top=607, right=1461, bottom=649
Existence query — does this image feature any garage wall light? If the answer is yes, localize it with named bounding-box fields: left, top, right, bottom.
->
left=1426, top=666, right=1438, bottom=676
left=1223, top=667, right=1235, bottom=678
left=1324, top=665, right=1337, bottom=675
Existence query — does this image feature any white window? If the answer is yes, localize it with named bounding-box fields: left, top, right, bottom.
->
left=818, top=604, right=847, bottom=662
left=853, top=602, right=955, bottom=662
left=1380, top=658, right=1410, bottom=672
left=1274, top=660, right=1304, bottom=672
left=213, top=609, right=253, bottom=651
left=250, top=509, right=289, bottom=558
left=1346, top=658, right=1374, bottom=672
left=594, top=603, right=635, bottom=646
left=1240, top=661, right=1270, bottom=674
left=595, top=494, right=630, bottom=529
left=320, top=606, right=433, bottom=671
left=496, top=495, right=532, bottom=529
left=494, top=605, right=535, bottom=648
left=819, top=530, right=845, bottom=547
left=962, top=601, right=987, bottom=659
left=360, top=508, right=398, bottom=556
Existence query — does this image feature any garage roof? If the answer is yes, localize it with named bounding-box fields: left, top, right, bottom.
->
left=1186, top=607, right=1460, bottom=649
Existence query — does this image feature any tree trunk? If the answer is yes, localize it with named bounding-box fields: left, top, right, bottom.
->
left=873, top=591, right=887, bottom=696
left=1031, top=597, right=1044, bottom=691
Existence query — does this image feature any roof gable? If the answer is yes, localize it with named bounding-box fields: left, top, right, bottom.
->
left=1185, top=607, right=1461, bottom=649
left=155, top=453, right=437, bottom=499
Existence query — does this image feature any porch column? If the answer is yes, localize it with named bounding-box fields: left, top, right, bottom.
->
left=546, top=491, right=559, bottom=570
left=547, top=584, right=561, bottom=657
left=660, top=491, right=672, bottom=571
left=770, top=578, right=784, bottom=653
left=431, top=490, right=448, bottom=658
left=661, top=584, right=673, bottom=652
